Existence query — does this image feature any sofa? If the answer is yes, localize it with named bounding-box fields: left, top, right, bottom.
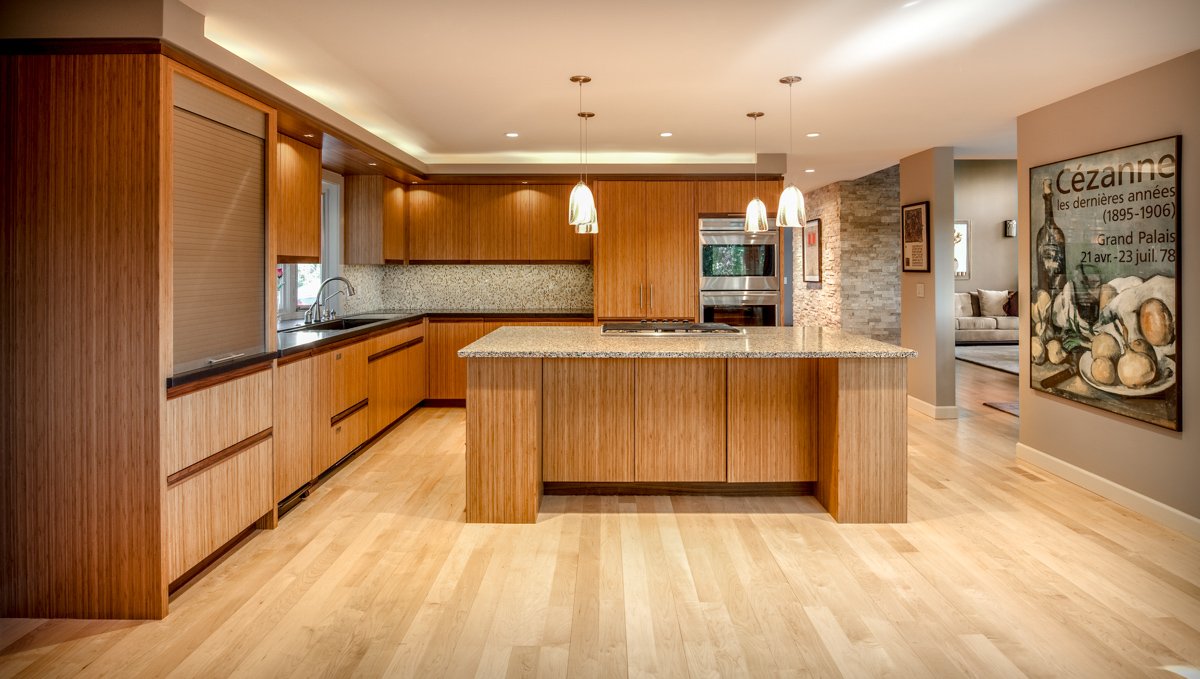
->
left=954, top=290, right=1018, bottom=344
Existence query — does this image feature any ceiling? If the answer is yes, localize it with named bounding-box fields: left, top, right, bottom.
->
left=183, top=0, right=1200, bottom=189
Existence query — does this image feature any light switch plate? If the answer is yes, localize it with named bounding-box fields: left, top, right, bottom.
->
left=916, top=283, right=926, bottom=298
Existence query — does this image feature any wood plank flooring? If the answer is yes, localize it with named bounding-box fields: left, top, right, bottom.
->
left=2, top=361, right=1198, bottom=677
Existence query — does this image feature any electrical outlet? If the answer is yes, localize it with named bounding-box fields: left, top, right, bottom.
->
left=916, top=283, right=926, bottom=298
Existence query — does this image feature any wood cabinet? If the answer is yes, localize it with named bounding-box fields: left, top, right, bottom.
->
left=367, top=324, right=427, bottom=436
left=595, top=180, right=697, bottom=320
left=274, top=356, right=315, bottom=501
left=408, top=184, right=470, bottom=262
left=313, top=342, right=369, bottom=473
left=345, top=175, right=406, bottom=264
left=527, top=183, right=592, bottom=261
left=727, top=359, right=817, bottom=482
left=695, top=179, right=783, bottom=214
left=468, top=184, right=592, bottom=262
left=635, top=358, right=726, bottom=482
left=276, top=134, right=321, bottom=263
left=543, top=359, right=636, bottom=482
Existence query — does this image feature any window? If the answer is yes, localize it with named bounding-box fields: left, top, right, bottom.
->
left=277, top=175, right=343, bottom=321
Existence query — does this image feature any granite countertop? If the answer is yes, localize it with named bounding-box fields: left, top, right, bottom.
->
left=458, top=325, right=917, bottom=359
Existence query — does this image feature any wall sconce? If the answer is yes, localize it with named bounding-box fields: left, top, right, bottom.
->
left=1003, top=220, right=1017, bottom=238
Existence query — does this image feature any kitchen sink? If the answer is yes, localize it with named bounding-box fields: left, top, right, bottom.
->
left=281, top=317, right=384, bottom=333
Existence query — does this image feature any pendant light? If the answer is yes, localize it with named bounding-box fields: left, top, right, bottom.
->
left=744, top=112, right=769, bottom=233
left=776, top=75, right=807, bottom=228
left=568, top=75, right=598, bottom=234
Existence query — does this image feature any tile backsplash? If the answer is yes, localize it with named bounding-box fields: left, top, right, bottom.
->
left=341, top=263, right=593, bottom=314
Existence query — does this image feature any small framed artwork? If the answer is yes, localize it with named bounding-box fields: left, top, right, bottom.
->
left=953, top=220, right=970, bottom=279
left=802, top=218, right=822, bottom=283
left=901, top=201, right=930, bottom=272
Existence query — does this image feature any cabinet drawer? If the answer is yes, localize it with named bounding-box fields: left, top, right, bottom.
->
left=164, top=368, right=272, bottom=476
left=166, top=438, right=273, bottom=582
left=320, top=342, right=368, bottom=417
left=366, top=322, right=424, bottom=357
left=329, top=406, right=369, bottom=466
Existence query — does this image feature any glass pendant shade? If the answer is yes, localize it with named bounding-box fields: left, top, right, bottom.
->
left=744, top=197, right=769, bottom=233
left=776, top=184, right=807, bottom=227
left=568, top=181, right=597, bottom=232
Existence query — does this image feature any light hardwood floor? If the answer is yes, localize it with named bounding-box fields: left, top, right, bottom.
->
left=2, top=361, right=1198, bottom=677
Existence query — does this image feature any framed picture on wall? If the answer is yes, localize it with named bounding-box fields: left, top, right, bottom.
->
left=901, top=201, right=930, bottom=272
left=803, top=218, right=822, bottom=284
left=1028, top=135, right=1180, bottom=431
left=953, top=220, right=970, bottom=279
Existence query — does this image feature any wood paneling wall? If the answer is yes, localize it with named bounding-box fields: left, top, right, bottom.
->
left=0, top=53, right=167, bottom=619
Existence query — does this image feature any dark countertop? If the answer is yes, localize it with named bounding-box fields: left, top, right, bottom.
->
left=166, top=308, right=594, bottom=390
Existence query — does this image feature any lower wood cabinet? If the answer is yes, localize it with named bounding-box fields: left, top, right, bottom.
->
left=635, top=358, right=726, bottom=482
left=543, top=358, right=636, bottom=481
left=324, top=407, right=369, bottom=471
left=274, top=356, right=315, bottom=501
left=368, top=324, right=427, bottom=436
left=727, top=359, right=817, bottom=482
left=166, top=438, right=274, bottom=582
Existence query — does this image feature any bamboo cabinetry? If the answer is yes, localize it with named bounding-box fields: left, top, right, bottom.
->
left=276, top=134, right=321, bottom=262
left=367, top=322, right=427, bottom=436
left=345, top=175, right=407, bottom=264
left=314, top=342, right=369, bottom=472
left=469, top=184, right=592, bottom=262
left=163, top=368, right=275, bottom=584
left=695, top=179, right=783, bottom=214
left=274, top=355, right=315, bottom=501
left=594, top=181, right=697, bottom=321
left=408, top=184, right=470, bottom=262
left=427, top=318, right=593, bottom=401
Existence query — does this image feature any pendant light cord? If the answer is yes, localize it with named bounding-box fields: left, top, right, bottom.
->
left=788, top=82, right=794, bottom=161
left=578, top=82, right=584, bottom=183
left=753, top=116, right=759, bottom=196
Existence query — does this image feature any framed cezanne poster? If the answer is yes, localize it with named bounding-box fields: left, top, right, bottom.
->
left=1029, top=136, right=1181, bottom=431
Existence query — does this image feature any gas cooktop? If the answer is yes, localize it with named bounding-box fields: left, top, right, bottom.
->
left=600, top=322, right=743, bottom=336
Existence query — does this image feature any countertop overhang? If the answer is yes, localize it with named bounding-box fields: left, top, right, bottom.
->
left=458, top=326, right=917, bottom=359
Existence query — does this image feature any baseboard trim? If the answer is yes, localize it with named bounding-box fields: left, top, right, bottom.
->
left=1016, top=442, right=1200, bottom=540
left=907, top=395, right=958, bottom=419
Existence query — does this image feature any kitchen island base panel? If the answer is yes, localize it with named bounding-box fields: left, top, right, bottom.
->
left=465, top=358, right=542, bottom=523
left=816, top=358, right=908, bottom=523
left=544, top=481, right=815, bottom=496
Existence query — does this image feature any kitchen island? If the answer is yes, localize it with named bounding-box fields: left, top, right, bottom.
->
left=459, top=326, right=916, bottom=524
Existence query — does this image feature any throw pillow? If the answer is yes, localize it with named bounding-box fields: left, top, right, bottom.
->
left=978, top=289, right=1009, bottom=317
left=1003, top=290, right=1019, bottom=316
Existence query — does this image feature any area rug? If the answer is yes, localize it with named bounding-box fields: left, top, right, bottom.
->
left=955, top=344, right=1019, bottom=375
left=983, top=401, right=1020, bottom=417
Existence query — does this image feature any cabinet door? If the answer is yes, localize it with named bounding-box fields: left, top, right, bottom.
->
left=321, top=342, right=368, bottom=417
left=427, top=321, right=492, bottom=400
left=594, top=181, right=646, bottom=319
left=543, top=359, right=635, bottom=481
left=643, top=181, right=697, bottom=320
left=635, top=359, right=726, bottom=482
left=401, top=339, right=428, bottom=413
left=274, top=357, right=315, bottom=501
left=344, top=175, right=384, bottom=264
left=382, top=177, right=407, bottom=262
left=276, top=135, right=321, bottom=263
left=408, top=184, right=470, bottom=261
left=468, top=185, right=523, bottom=261
left=727, top=359, right=817, bottom=482
left=527, top=184, right=592, bottom=262
left=368, top=349, right=404, bottom=436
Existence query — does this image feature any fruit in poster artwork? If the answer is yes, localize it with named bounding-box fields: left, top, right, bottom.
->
left=1091, top=356, right=1117, bottom=385
left=1046, top=339, right=1067, bottom=365
left=1090, top=333, right=1121, bottom=361
left=1117, top=350, right=1157, bottom=388
left=1030, top=336, right=1047, bottom=364
left=1098, top=283, right=1119, bottom=310
left=1138, top=298, right=1174, bottom=346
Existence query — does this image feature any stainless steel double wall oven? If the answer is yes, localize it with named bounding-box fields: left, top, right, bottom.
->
left=698, top=215, right=792, bottom=326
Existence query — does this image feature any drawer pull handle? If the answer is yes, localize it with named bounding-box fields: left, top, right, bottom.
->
left=335, top=425, right=342, bottom=433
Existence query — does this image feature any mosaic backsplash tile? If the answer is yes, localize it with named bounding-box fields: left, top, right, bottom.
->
left=343, top=264, right=593, bottom=312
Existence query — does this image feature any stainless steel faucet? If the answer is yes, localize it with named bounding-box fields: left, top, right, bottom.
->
left=305, top=276, right=357, bottom=324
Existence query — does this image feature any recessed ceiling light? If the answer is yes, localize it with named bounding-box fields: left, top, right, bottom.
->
left=303, top=133, right=315, bottom=138
left=521, top=181, right=529, bottom=184
left=505, top=132, right=519, bottom=138
left=806, top=132, right=820, bottom=138
left=902, top=0, right=920, bottom=6
left=804, top=168, right=816, bottom=173
left=367, top=162, right=377, bottom=166
left=659, top=132, right=673, bottom=137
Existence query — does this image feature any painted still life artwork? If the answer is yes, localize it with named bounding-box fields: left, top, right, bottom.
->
left=1029, top=136, right=1180, bottom=431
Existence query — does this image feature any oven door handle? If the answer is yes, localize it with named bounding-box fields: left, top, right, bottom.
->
left=701, top=292, right=780, bottom=306
left=700, top=233, right=778, bottom=245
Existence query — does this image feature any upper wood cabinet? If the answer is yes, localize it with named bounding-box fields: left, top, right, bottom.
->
left=409, top=184, right=470, bottom=262
left=526, top=183, right=592, bottom=262
left=594, top=180, right=697, bottom=320
left=344, top=175, right=406, bottom=264
left=695, top=179, right=784, bottom=214
left=275, top=135, right=321, bottom=263
left=469, top=184, right=524, bottom=260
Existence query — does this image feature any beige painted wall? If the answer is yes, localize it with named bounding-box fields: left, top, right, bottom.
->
left=1017, top=49, right=1198, bottom=519
left=900, top=147, right=957, bottom=410
left=955, top=160, right=1018, bottom=293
